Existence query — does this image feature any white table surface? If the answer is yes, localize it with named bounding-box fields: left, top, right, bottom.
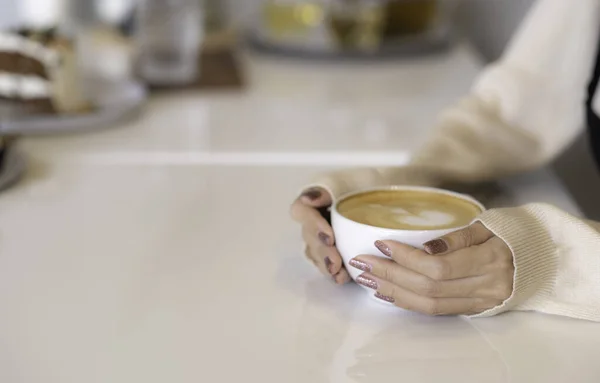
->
left=1, top=45, right=596, bottom=383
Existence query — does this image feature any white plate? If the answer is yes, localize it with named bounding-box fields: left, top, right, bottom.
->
left=0, top=76, right=147, bottom=135
left=0, top=146, right=26, bottom=192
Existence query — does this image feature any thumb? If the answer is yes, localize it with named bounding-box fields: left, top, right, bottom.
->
left=300, top=187, right=333, bottom=208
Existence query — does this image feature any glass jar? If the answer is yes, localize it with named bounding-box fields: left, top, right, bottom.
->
left=136, top=0, right=203, bottom=85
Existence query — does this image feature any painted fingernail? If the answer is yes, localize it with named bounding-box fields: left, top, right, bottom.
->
left=324, top=256, right=334, bottom=275
left=356, top=274, right=378, bottom=290
left=374, top=240, right=392, bottom=257
left=349, top=258, right=372, bottom=272
left=318, top=232, right=332, bottom=246
left=423, top=239, right=448, bottom=255
left=301, top=188, right=322, bottom=201
left=374, top=292, right=395, bottom=303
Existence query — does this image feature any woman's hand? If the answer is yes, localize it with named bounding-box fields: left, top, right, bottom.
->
left=290, top=187, right=351, bottom=284
left=349, top=222, right=514, bottom=315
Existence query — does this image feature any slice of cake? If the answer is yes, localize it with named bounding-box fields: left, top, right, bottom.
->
left=0, top=28, right=88, bottom=117
left=0, top=31, right=55, bottom=116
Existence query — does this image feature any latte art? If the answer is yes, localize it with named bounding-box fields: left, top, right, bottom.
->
left=337, top=190, right=482, bottom=230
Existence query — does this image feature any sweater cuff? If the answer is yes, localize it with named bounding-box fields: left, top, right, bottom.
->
left=470, top=204, right=559, bottom=318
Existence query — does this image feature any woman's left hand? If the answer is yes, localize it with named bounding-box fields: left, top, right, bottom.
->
left=349, top=222, right=514, bottom=316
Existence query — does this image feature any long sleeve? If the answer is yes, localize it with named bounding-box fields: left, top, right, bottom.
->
left=475, top=204, right=600, bottom=321
left=310, top=0, right=600, bottom=200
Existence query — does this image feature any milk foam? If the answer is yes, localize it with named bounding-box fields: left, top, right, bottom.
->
left=396, top=210, right=455, bottom=227
left=368, top=204, right=456, bottom=228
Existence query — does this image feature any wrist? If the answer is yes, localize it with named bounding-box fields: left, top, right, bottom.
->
left=471, top=204, right=558, bottom=317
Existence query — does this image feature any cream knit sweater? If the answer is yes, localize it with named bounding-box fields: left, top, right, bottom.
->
left=310, top=0, right=600, bottom=321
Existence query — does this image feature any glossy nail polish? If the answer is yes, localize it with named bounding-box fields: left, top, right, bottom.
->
left=423, top=239, right=448, bottom=255
left=318, top=232, right=332, bottom=246
left=301, top=188, right=322, bottom=201
left=356, top=274, right=378, bottom=290
left=374, top=292, right=395, bottom=303
left=349, top=258, right=372, bottom=272
left=374, top=240, right=392, bottom=257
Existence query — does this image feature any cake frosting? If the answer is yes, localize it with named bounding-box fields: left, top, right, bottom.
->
left=0, top=33, right=21, bottom=52
left=0, top=32, right=58, bottom=68
left=0, top=72, right=50, bottom=99
left=0, top=72, right=18, bottom=97
left=21, top=38, right=59, bottom=68
left=19, top=75, right=51, bottom=98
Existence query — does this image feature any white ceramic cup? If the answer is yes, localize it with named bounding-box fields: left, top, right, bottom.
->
left=331, top=185, right=485, bottom=300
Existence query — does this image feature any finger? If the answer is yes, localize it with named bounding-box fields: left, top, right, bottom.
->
left=303, top=246, right=317, bottom=267
left=374, top=240, right=495, bottom=280
left=299, top=187, right=333, bottom=208
left=350, top=255, right=507, bottom=299
left=374, top=240, right=443, bottom=278
left=333, top=268, right=352, bottom=285
left=306, top=244, right=348, bottom=283
left=303, top=244, right=329, bottom=276
left=413, top=235, right=513, bottom=280
left=370, top=275, right=502, bottom=316
left=302, top=224, right=344, bottom=276
left=423, top=222, right=494, bottom=255
left=292, top=199, right=335, bottom=246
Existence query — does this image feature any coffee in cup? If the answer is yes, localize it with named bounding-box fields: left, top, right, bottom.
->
left=337, top=189, right=482, bottom=231
left=332, top=186, right=484, bottom=302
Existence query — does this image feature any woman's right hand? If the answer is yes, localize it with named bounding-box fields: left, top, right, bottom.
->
left=290, top=187, right=351, bottom=284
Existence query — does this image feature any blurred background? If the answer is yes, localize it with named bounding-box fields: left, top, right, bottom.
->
left=0, top=0, right=530, bottom=59
left=1, top=0, right=598, bottom=217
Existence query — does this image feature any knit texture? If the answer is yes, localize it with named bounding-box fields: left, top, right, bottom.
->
left=475, top=204, right=600, bottom=321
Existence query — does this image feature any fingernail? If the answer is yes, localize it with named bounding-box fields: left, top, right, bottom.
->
left=423, top=239, right=448, bottom=255
left=324, top=256, right=334, bottom=275
left=349, top=258, right=372, bottom=272
left=301, top=188, right=322, bottom=201
left=374, top=292, right=395, bottom=303
left=374, top=240, right=392, bottom=257
left=319, top=232, right=332, bottom=246
left=356, top=274, right=378, bottom=290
